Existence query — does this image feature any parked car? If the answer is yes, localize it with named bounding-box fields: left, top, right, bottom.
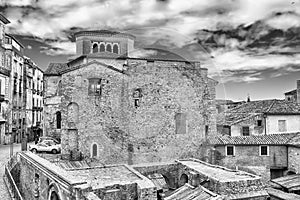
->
left=29, top=140, right=61, bottom=154
left=38, top=136, right=60, bottom=144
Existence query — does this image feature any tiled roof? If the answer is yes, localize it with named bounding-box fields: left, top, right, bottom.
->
left=164, top=184, right=220, bottom=200
left=218, top=99, right=300, bottom=125
left=44, top=63, right=68, bottom=75
left=284, top=89, right=296, bottom=95
left=208, top=133, right=300, bottom=145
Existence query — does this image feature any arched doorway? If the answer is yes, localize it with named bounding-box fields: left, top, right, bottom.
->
left=179, top=174, right=188, bottom=187
left=50, top=191, right=60, bottom=200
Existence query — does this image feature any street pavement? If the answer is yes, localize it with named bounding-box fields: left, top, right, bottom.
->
left=0, top=142, right=33, bottom=199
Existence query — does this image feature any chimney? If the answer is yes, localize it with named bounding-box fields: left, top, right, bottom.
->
left=297, top=80, right=300, bottom=104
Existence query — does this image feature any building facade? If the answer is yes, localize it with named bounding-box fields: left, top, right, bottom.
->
left=0, top=14, right=10, bottom=144
left=284, top=80, right=300, bottom=103
left=24, top=57, right=44, bottom=142
left=44, top=30, right=218, bottom=164
left=4, top=34, right=25, bottom=143
left=207, top=133, right=300, bottom=181
left=217, top=99, right=300, bottom=137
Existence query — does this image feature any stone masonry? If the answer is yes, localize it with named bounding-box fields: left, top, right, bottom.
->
left=44, top=30, right=218, bottom=165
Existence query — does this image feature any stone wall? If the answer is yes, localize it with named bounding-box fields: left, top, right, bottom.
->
left=18, top=154, right=70, bottom=200
left=45, top=58, right=218, bottom=164
left=288, top=146, right=300, bottom=174
left=214, top=145, right=287, bottom=181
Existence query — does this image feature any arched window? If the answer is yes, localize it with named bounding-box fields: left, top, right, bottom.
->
left=179, top=174, right=188, bottom=186
left=92, top=43, right=98, bottom=53
left=56, top=111, right=61, bottom=129
left=106, top=44, right=112, bottom=52
left=91, top=143, right=98, bottom=157
left=113, top=44, right=119, bottom=54
left=50, top=191, right=60, bottom=200
left=100, top=43, right=105, bottom=52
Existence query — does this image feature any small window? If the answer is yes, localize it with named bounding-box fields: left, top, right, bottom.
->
left=113, top=44, right=119, bottom=54
left=88, top=78, right=103, bottom=96
left=223, top=125, right=231, bottom=136
left=56, top=111, right=61, bottom=129
left=106, top=44, right=112, bottom=52
left=260, top=145, right=269, bottom=156
left=100, top=43, right=105, bottom=52
left=242, top=126, right=250, bottom=136
left=278, top=120, right=287, bottom=132
left=226, top=145, right=235, bottom=156
left=205, top=125, right=209, bottom=137
left=175, top=113, right=187, bottom=134
left=257, top=120, right=262, bottom=127
left=91, top=143, right=98, bottom=157
left=92, top=43, right=98, bottom=53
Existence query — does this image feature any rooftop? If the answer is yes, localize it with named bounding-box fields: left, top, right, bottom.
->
left=74, top=30, right=136, bottom=39
left=178, top=159, right=260, bottom=183
left=218, top=99, right=300, bottom=125
left=208, top=133, right=300, bottom=146
left=284, top=89, right=296, bottom=95
left=164, top=184, right=220, bottom=200
left=271, top=174, right=300, bottom=192
left=21, top=152, right=154, bottom=190
left=266, top=188, right=300, bottom=200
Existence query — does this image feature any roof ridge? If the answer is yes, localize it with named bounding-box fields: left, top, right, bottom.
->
left=265, top=99, right=277, bottom=113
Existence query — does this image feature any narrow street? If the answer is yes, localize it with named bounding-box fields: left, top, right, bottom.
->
left=0, top=143, right=30, bottom=199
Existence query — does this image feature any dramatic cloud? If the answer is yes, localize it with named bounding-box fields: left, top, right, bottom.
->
left=0, top=0, right=299, bottom=84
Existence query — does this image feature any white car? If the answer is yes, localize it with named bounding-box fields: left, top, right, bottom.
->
left=29, top=140, right=61, bottom=154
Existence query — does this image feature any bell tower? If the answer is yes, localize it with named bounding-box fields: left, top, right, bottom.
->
left=74, top=30, right=135, bottom=57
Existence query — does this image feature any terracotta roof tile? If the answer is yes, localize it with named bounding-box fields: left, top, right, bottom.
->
left=208, top=133, right=300, bottom=145
left=218, top=99, right=300, bottom=125
left=44, top=63, right=68, bottom=75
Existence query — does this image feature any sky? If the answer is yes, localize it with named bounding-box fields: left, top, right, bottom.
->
left=0, top=0, right=300, bottom=101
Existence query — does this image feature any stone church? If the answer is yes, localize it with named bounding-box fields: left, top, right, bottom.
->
left=44, top=30, right=218, bottom=164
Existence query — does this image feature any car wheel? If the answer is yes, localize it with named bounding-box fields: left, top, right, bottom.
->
left=31, top=149, right=37, bottom=153
left=52, top=149, right=58, bottom=154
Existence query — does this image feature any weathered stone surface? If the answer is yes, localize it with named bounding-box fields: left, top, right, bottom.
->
left=44, top=58, right=218, bottom=164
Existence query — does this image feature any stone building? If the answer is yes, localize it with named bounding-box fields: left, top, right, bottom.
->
left=8, top=152, right=268, bottom=200
left=284, top=80, right=300, bottom=103
left=0, top=14, right=10, bottom=144
left=217, top=99, right=300, bottom=136
left=24, top=57, right=44, bottom=142
left=4, top=34, right=25, bottom=143
left=44, top=30, right=218, bottom=164
left=207, top=133, right=300, bottom=181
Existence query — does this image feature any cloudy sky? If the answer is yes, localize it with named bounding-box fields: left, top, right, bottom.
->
left=1, top=0, right=300, bottom=101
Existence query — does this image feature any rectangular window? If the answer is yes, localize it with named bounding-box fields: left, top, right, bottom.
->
left=257, top=120, right=262, bottom=127
left=242, top=126, right=250, bottom=136
left=278, top=120, right=287, bottom=132
left=226, top=145, right=235, bottom=156
left=260, top=145, right=269, bottom=156
left=223, top=125, right=231, bottom=136
left=88, top=78, right=103, bottom=96
left=175, top=113, right=187, bottom=134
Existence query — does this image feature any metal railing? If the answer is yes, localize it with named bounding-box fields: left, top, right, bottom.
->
left=4, top=166, right=24, bottom=200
